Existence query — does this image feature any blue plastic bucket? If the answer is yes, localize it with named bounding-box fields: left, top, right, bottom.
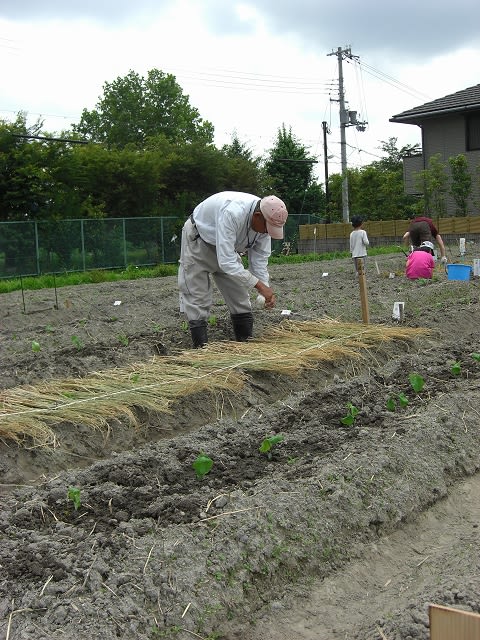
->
left=447, top=264, right=471, bottom=281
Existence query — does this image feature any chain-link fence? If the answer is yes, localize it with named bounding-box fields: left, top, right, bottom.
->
left=0, top=214, right=320, bottom=278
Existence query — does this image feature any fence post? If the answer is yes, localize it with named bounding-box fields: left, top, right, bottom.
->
left=34, top=221, right=40, bottom=275
left=81, top=220, right=86, bottom=271
left=123, top=218, right=127, bottom=267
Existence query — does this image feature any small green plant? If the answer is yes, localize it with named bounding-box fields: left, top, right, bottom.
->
left=259, top=434, right=284, bottom=457
left=67, top=487, right=81, bottom=511
left=471, top=353, right=480, bottom=362
left=340, top=402, right=358, bottom=426
left=130, top=372, right=140, bottom=383
left=192, top=454, right=213, bottom=478
left=45, top=324, right=55, bottom=333
left=117, top=333, right=129, bottom=346
left=386, top=392, right=409, bottom=412
left=208, top=315, right=217, bottom=327
left=408, top=373, right=425, bottom=393
left=398, top=392, right=409, bottom=408
left=386, top=397, right=396, bottom=411
left=31, top=340, right=41, bottom=352
left=71, top=335, right=83, bottom=349
left=181, top=320, right=188, bottom=332
left=451, top=361, right=461, bottom=376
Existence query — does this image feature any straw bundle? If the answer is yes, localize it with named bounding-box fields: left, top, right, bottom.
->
left=0, top=318, right=428, bottom=447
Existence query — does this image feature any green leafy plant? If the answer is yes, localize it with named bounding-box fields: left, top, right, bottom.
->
left=340, top=402, right=359, bottom=426
left=398, top=392, right=409, bottom=407
left=471, top=353, right=480, bottom=362
left=71, top=335, right=83, bottom=349
left=117, top=333, right=129, bottom=346
left=386, top=397, right=396, bottom=411
left=208, top=315, right=217, bottom=327
left=451, top=361, right=461, bottom=376
left=386, top=392, right=409, bottom=412
left=181, top=320, right=188, bottom=332
left=31, top=340, right=41, bottom=352
left=192, top=454, right=213, bottom=479
left=408, top=373, right=425, bottom=393
left=67, top=487, right=81, bottom=511
left=259, top=434, right=284, bottom=456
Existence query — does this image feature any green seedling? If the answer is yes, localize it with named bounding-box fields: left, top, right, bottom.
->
left=71, top=335, right=83, bottom=349
left=471, top=353, right=480, bottom=362
left=340, top=402, right=358, bottom=426
left=45, top=324, right=55, bottom=333
left=386, top=392, right=409, bottom=412
left=259, top=434, right=284, bottom=456
left=451, top=361, right=461, bottom=376
left=408, top=373, right=425, bottom=393
left=67, top=487, right=81, bottom=511
left=386, top=397, right=396, bottom=412
left=118, top=333, right=129, bottom=346
left=130, top=373, right=140, bottom=383
left=208, top=315, right=217, bottom=327
left=398, top=392, right=409, bottom=408
left=192, top=454, right=213, bottom=479
left=181, top=320, right=188, bottom=332
left=31, top=340, right=41, bottom=352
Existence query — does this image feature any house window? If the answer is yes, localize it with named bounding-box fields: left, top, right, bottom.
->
left=466, top=112, right=480, bottom=150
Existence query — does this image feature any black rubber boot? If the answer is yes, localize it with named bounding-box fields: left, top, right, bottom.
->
left=189, top=320, right=208, bottom=348
left=231, top=312, right=254, bottom=342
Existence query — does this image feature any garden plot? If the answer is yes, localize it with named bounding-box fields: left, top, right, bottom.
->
left=1, top=252, right=480, bottom=640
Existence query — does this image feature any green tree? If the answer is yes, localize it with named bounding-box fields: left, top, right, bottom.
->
left=264, top=124, right=324, bottom=216
left=73, top=69, right=214, bottom=149
left=220, top=133, right=264, bottom=194
left=449, top=154, right=472, bottom=217
left=414, top=153, right=449, bottom=217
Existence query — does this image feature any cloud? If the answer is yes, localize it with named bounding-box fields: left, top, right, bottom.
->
left=201, top=0, right=480, bottom=60
left=0, top=0, right=168, bottom=25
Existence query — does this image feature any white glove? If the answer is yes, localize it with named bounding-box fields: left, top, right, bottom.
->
left=440, top=256, right=448, bottom=264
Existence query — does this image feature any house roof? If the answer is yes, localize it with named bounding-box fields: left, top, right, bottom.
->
left=390, top=84, right=480, bottom=124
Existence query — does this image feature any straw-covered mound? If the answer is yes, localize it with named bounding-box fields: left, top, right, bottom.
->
left=0, top=319, right=427, bottom=446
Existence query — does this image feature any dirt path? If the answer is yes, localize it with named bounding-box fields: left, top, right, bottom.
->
left=241, top=473, right=480, bottom=640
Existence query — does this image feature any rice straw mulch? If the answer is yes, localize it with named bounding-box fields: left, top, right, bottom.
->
left=0, top=318, right=429, bottom=447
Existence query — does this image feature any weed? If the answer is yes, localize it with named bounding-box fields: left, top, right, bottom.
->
left=71, top=335, right=83, bottom=349
left=181, top=320, right=188, bottom=332
left=45, top=324, right=55, bottom=333
left=130, top=372, right=140, bottom=383
left=117, top=333, right=129, bottom=346
left=340, top=402, right=358, bottom=426
left=67, top=487, right=81, bottom=511
left=192, top=453, right=213, bottom=478
left=471, top=353, right=480, bottom=362
left=208, top=315, right=217, bottom=327
left=31, top=340, right=41, bottom=353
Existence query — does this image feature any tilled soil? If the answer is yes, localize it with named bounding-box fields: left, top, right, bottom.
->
left=1, top=251, right=480, bottom=640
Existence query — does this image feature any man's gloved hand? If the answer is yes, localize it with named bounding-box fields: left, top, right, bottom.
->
left=440, top=256, right=448, bottom=264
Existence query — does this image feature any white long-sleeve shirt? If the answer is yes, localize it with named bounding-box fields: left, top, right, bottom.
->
left=349, top=228, right=369, bottom=258
left=191, top=191, right=271, bottom=288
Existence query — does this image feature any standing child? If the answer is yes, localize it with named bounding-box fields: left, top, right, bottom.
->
left=349, top=216, right=369, bottom=275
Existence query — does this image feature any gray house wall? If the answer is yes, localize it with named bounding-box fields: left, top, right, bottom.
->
left=403, top=115, right=480, bottom=215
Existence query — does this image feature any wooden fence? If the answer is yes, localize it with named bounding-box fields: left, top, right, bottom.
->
left=298, top=217, right=480, bottom=254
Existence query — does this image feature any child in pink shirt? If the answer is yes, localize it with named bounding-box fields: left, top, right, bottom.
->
left=406, top=248, right=435, bottom=279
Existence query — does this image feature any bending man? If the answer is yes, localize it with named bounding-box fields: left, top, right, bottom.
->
left=403, top=216, right=447, bottom=263
left=178, top=191, right=288, bottom=348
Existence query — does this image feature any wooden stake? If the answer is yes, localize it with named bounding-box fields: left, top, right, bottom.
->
left=356, top=258, right=370, bottom=324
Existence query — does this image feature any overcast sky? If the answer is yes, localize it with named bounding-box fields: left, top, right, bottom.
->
left=1, top=0, right=480, bottom=179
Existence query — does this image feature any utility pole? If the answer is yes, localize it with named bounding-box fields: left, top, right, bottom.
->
left=328, top=45, right=367, bottom=223
left=322, top=121, right=330, bottom=222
